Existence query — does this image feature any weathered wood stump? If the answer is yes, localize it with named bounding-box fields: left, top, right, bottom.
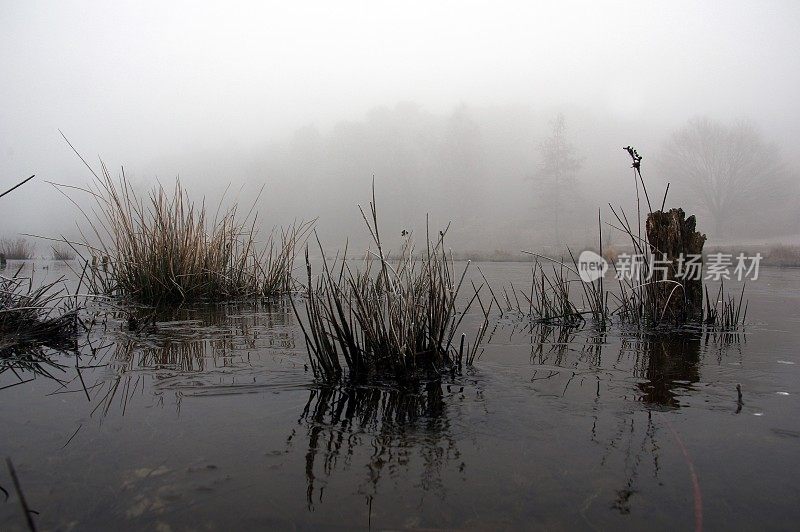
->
left=645, top=208, right=706, bottom=323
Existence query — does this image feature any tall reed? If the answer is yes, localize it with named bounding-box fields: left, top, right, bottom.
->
left=292, top=186, right=490, bottom=381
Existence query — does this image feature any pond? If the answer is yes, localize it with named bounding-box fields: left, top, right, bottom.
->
left=1, top=261, right=799, bottom=530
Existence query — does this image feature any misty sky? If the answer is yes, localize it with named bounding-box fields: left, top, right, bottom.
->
left=2, top=1, right=800, bottom=247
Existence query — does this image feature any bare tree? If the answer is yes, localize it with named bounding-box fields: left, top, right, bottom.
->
left=533, top=113, right=583, bottom=244
left=659, top=117, right=788, bottom=238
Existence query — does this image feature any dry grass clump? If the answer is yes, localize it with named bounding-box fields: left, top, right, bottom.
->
left=760, top=244, right=800, bottom=267
left=704, top=244, right=800, bottom=267
left=751, top=244, right=800, bottom=267
left=0, top=237, right=35, bottom=260
left=70, top=162, right=312, bottom=305
left=292, top=188, right=490, bottom=382
left=51, top=244, right=77, bottom=261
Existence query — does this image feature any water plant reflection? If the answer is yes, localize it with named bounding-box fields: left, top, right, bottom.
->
left=87, top=299, right=304, bottom=415
left=291, top=377, right=471, bottom=512
left=523, top=322, right=741, bottom=408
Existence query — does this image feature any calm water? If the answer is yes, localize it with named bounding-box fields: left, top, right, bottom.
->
left=1, top=261, right=799, bottom=530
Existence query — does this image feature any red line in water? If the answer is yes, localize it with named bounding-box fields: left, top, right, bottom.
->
left=663, top=414, right=703, bottom=532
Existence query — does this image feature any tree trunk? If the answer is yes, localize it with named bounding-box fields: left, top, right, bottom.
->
left=645, top=208, right=707, bottom=323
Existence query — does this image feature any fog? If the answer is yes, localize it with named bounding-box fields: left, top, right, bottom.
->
left=2, top=1, right=799, bottom=254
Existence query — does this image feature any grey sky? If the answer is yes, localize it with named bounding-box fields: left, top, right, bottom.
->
left=2, top=1, right=799, bottom=245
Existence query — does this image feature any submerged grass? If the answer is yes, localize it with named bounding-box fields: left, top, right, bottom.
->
left=0, top=268, right=79, bottom=360
left=704, top=281, right=747, bottom=329
left=481, top=256, right=600, bottom=327
left=292, top=186, right=491, bottom=382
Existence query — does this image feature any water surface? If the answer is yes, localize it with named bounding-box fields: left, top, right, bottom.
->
left=1, top=261, right=798, bottom=530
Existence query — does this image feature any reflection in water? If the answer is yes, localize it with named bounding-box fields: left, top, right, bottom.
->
left=519, top=322, right=743, bottom=518
left=291, top=378, right=469, bottom=512
left=529, top=323, right=605, bottom=376
left=524, top=323, right=737, bottom=409
left=599, top=409, right=662, bottom=516
left=3, top=293, right=754, bottom=528
left=87, top=299, right=303, bottom=416
left=635, top=334, right=700, bottom=407
left=1, top=329, right=87, bottom=391
left=1, top=345, right=70, bottom=389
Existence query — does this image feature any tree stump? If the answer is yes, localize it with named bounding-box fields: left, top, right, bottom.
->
left=645, top=208, right=706, bottom=323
